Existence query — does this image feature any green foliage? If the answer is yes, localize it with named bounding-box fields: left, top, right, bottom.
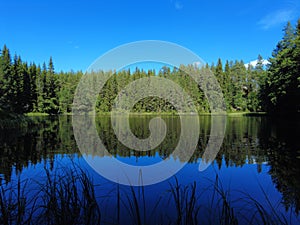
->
left=0, top=46, right=267, bottom=115
left=0, top=47, right=60, bottom=115
left=1, top=18, right=299, bottom=116
left=58, top=70, right=83, bottom=113
left=260, top=20, right=300, bottom=113
left=0, top=45, right=12, bottom=112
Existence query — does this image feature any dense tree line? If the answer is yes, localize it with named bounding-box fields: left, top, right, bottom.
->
left=92, top=59, right=265, bottom=113
left=0, top=46, right=82, bottom=114
left=0, top=46, right=266, bottom=114
left=0, top=20, right=299, bottom=115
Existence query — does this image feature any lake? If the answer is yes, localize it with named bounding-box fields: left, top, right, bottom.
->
left=0, top=115, right=299, bottom=224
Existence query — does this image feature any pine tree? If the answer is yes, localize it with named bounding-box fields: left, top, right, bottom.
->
left=0, top=50, right=5, bottom=110
left=247, top=55, right=265, bottom=111
left=37, top=63, right=48, bottom=112
left=262, top=20, right=299, bottom=113
left=224, top=60, right=233, bottom=110
left=45, top=57, right=59, bottom=114
left=29, top=63, right=38, bottom=111
left=0, top=45, right=12, bottom=112
left=215, top=58, right=223, bottom=86
left=231, top=60, right=247, bottom=111
left=10, top=55, right=22, bottom=113
left=22, top=62, right=31, bottom=113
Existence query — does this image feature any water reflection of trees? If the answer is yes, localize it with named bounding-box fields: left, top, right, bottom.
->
left=0, top=116, right=79, bottom=183
left=257, top=117, right=300, bottom=213
left=0, top=115, right=299, bottom=212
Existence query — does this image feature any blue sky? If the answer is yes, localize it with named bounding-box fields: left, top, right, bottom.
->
left=0, top=0, right=299, bottom=72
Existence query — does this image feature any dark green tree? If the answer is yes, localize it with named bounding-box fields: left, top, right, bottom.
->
left=261, top=20, right=300, bottom=113
left=29, top=63, right=38, bottom=111
left=0, top=45, right=12, bottom=112
left=22, top=62, right=31, bottom=113
left=45, top=57, right=60, bottom=114
left=223, top=60, right=234, bottom=110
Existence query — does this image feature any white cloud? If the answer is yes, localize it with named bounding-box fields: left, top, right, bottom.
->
left=175, top=1, right=183, bottom=10
left=193, top=61, right=205, bottom=68
left=171, top=0, right=183, bottom=10
left=244, top=59, right=270, bottom=68
left=258, top=9, right=296, bottom=30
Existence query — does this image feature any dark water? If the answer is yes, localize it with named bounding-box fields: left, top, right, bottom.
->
left=0, top=115, right=299, bottom=224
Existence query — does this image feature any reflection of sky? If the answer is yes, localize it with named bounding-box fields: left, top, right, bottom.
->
left=5, top=153, right=298, bottom=224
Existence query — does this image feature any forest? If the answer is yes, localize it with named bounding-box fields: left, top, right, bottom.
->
left=0, top=20, right=299, bottom=116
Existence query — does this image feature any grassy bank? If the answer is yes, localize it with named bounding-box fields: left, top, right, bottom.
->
left=24, top=110, right=268, bottom=117
left=226, top=112, right=267, bottom=116
left=26, top=112, right=49, bottom=116
left=26, top=111, right=299, bottom=117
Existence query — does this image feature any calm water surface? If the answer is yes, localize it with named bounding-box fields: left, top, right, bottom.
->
left=0, top=115, right=299, bottom=224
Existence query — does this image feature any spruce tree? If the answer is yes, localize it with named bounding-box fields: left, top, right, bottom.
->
left=262, top=20, right=299, bottom=113
left=224, top=60, right=233, bottom=110
left=0, top=45, right=12, bottom=112
left=29, top=63, right=38, bottom=111
left=22, top=62, right=31, bottom=113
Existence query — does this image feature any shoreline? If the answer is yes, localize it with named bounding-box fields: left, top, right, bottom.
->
left=25, top=111, right=268, bottom=117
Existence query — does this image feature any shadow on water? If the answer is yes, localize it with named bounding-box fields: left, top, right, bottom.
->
left=0, top=115, right=299, bottom=224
